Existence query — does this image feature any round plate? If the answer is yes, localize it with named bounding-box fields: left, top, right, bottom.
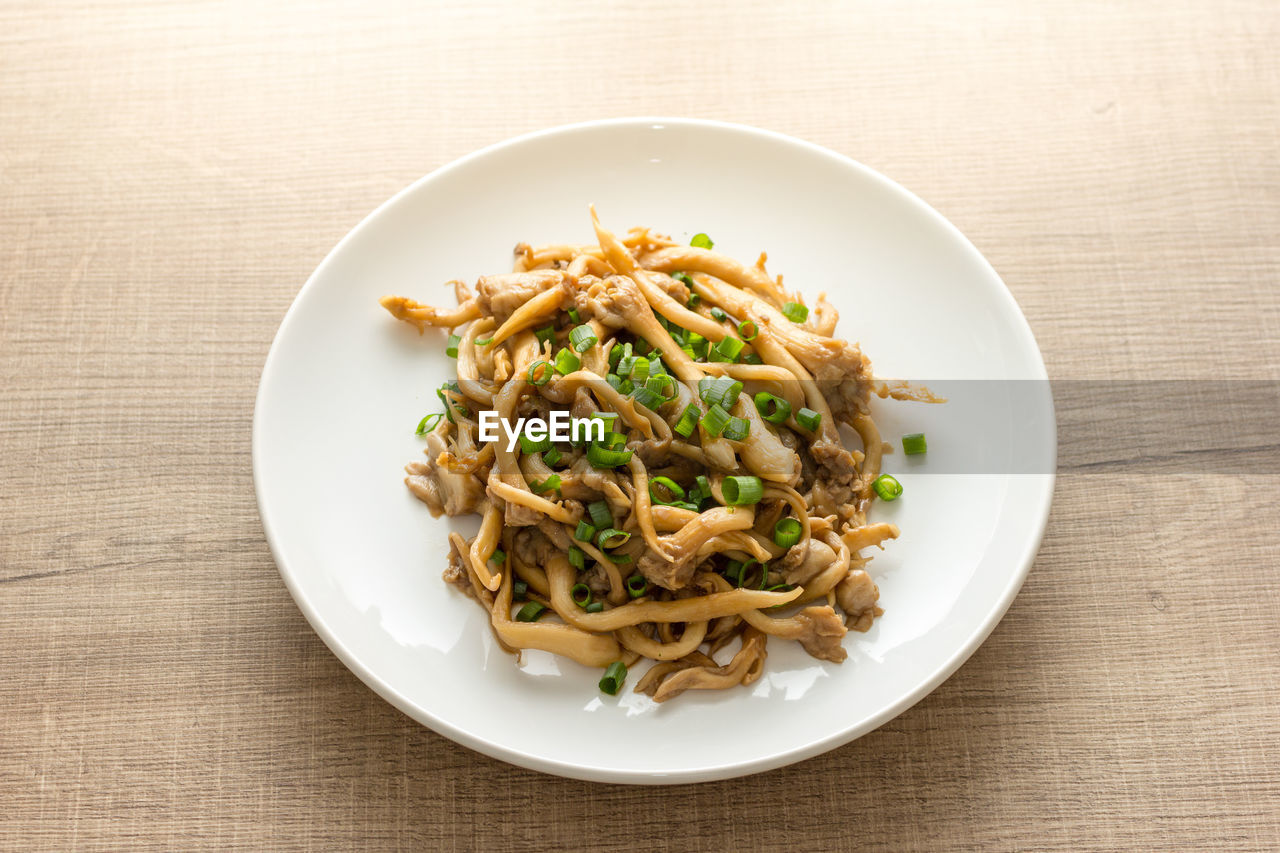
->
left=253, top=118, right=1055, bottom=783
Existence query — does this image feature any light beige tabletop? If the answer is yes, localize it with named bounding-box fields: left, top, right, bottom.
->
left=3, top=1, right=1278, bottom=850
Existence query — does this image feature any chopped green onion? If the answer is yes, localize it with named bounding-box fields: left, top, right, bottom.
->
left=698, top=375, right=743, bottom=409
left=672, top=272, right=695, bottom=288
left=542, top=446, right=562, bottom=466
left=527, top=360, right=551, bottom=386
left=796, top=407, right=821, bottom=432
left=691, top=475, right=711, bottom=500
left=634, top=338, right=651, bottom=355
left=873, top=473, right=903, bottom=502
left=518, top=434, right=552, bottom=454
left=585, top=601, right=604, bottom=613
left=446, top=334, right=461, bottom=357
left=724, top=559, right=749, bottom=587
left=568, top=545, right=585, bottom=571
left=902, top=433, right=928, bottom=455
left=625, top=574, right=649, bottom=599
left=490, top=548, right=506, bottom=566
left=610, top=553, right=632, bottom=564
left=687, top=292, right=701, bottom=308
left=599, top=661, right=628, bottom=695
left=721, top=475, right=763, bottom=506
left=574, top=520, right=596, bottom=542
left=554, top=347, right=580, bottom=375
left=700, top=403, right=731, bottom=437
left=722, top=416, right=750, bottom=441
left=690, top=233, right=714, bottom=250
left=567, top=307, right=581, bottom=324
left=474, top=337, right=493, bottom=346
left=513, top=579, right=528, bottom=599
left=753, top=392, right=792, bottom=424
left=534, top=325, right=556, bottom=347
left=631, top=386, right=663, bottom=411
left=415, top=413, right=443, bottom=435
left=588, top=501, right=613, bottom=530
left=616, top=354, right=636, bottom=377
left=737, top=320, right=758, bottom=341
left=645, top=374, right=676, bottom=399
left=571, top=583, right=593, bottom=608
left=758, top=561, right=771, bottom=589
left=711, top=336, right=745, bottom=362
left=605, top=373, right=624, bottom=392
left=781, top=302, right=809, bottom=323
left=598, top=431, right=627, bottom=451
left=587, top=443, right=632, bottom=468
left=516, top=602, right=546, bottom=622
left=649, top=476, right=686, bottom=505
left=569, top=324, right=598, bottom=353
left=685, top=332, right=707, bottom=359
left=710, top=307, right=727, bottom=323
left=530, top=474, right=561, bottom=494
left=773, top=517, right=802, bottom=548
left=742, top=352, right=763, bottom=365
left=596, top=528, right=631, bottom=550
left=608, top=342, right=626, bottom=370
left=630, top=356, right=651, bottom=382
left=673, top=403, right=700, bottom=437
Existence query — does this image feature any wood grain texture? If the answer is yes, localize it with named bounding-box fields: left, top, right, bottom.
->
left=2, top=0, right=1278, bottom=849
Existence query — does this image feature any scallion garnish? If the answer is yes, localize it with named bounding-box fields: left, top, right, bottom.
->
left=571, top=583, right=593, bottom=608
left=587, top=500, right=613, bottom=530
left=902, top=433, right=927, bottom=455
left=585, top=601, right=604, bottom=613
left=742, top=352, right=763, bottom=365
left=625, top=574, right=649, bottom=599
left=554, top=347, right=580, bottom=375
left=587, top=442, right=632, bottom=468
left=534, top=325, right=556, bottom=347
left=513, top=579, right=528, bottom=599
left=722, top=416, right=750, bottom=441
left=518, top=434, right=552, bottom=454
left=568, top=545, right=585, bottom=571
left=710, top=307, right=728, bottom=323
left=542, top=446, right=562, bottom=466
left=645, top=374, right=676, bottom=399
left=474, top=337, right=493, bottom=346
left=690, top=233, right=714, bottom=250
left=753, top=392, right=792, bottom=424
left=595, top=528, right=631, bottom=550
left=569, top=324, right=598, bottom=353
left=574, top=520, right=596, bottom=542
left=711, top=336, right=745, bottom=362
left=781, top=301, right=809, bottom=323
left=698, top=376, right=743, bottom=409
left=773, top=517, right=802, bottom=548
left=796, top=407, right=821, bottom=432
left=567, top=307, right=581, bottom=324
left=672, top=272, right=695, bottom=288
left=700, top=403, right=731, bottom=437
left=490, top=549, right=506, bottom=566
left=687, top=292, right=701, bottom=308
left=599, top=661, right=628, bottom=695
left=872, top=473, right=903, bottom=501
left=673, top=403, right=700, bottom=437
left=530, top=473, right=561, bottom=494
left=737, top=320, right=758, bottom=341
left=527, top=360, right=551, bottom=386
left=446, top=334, right=461, bottom=357
left=721, top=475, right=763, bottom=506
left=649, top=476, right=685, bottom=505
left=515, top=602, right=546, bottom=622
left=415, top=413, right=443, bottom=435
left=630, top=386, right=663, bottom=411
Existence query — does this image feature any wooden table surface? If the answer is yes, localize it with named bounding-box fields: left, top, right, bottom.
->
left=3, top=1, right=1278, bottom=849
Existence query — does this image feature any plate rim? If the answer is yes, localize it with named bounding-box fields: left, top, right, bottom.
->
left=252, top=116, right=1057, bottom=784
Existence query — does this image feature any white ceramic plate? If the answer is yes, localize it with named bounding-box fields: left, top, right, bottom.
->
left=253, top=118, right=1055, bottom=784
